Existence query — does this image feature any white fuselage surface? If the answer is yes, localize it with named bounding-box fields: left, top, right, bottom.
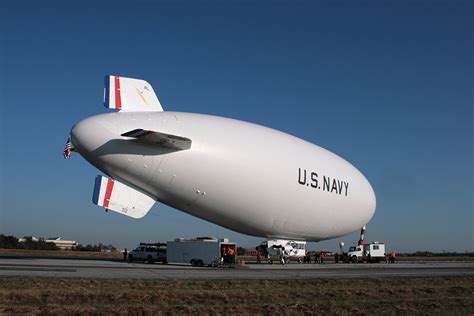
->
left=71, top=111, right=376, bottom=241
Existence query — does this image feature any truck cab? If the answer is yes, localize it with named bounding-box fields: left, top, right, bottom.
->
left=347, top=246, right=364, bottom=263
left=128, top=243, right=167, bottom=264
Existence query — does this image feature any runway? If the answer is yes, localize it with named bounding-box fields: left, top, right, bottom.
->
left=0, top=258, right=473, bottom=279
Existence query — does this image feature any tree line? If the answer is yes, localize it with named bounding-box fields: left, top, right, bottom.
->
left=400, top=251, right=474, bottom=257
left=0, top=234, right=58, bottom=250
left=72, top=243, right=116, bottom=252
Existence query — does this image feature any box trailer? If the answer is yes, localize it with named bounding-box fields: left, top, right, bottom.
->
left=166, top=237, right=236, bottom=267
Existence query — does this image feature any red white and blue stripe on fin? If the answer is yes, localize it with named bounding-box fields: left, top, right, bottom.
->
left=92, top=175, right=155, bottom=218
left=103, top=75, right=121, bottom=110
left=103, top=75, right=164, bottom=112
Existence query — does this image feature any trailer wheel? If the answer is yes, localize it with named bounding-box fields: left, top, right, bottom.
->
left=351, top=256, right=358, bottom=263
left=190, top=259, right=196, bottom=266
left=147, top=255, right=154, bottom=264
left=196, top=259, right=203, bottom=267
left=128, top=255, right=133, bottom=262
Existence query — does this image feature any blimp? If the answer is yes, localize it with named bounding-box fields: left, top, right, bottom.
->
left=68, top=75, right=376, bottom=250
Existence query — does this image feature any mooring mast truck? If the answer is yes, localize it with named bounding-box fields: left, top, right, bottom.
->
left=347, top=241, right=386, bottom=263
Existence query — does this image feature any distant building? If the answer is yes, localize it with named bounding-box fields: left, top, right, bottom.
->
left=18, top=236, right=40, bottom=242
left=17, top=236, right=79, bottom=250
left=45, top=237, right=78, bottom=250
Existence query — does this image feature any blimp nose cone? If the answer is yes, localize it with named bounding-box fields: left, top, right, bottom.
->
left=363, top=177, right=377, bottom=224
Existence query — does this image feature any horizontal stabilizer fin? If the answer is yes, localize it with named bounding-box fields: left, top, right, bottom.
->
left=121, top=129, right=192, bottom=150
left=104, top=75, right=164, bottom=112
left=92, top=175, right=155, bottom=218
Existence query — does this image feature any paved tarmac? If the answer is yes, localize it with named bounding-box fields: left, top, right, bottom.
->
left=0, top=258, right=473, bottom=279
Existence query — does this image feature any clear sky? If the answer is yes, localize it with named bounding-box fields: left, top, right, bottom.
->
left=0, top=1, right=472, bottom=252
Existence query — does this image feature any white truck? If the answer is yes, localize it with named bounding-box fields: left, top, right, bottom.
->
left=347, top=242, right=386, bottom=263
left=166, top=237, right=236, bottom=267
left=128, top=242, right=167, bottom=264
left=256, top=239, right=306, bottom=264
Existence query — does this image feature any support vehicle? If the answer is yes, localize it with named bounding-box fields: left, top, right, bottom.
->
left=256, top=239, right=306, bottom=264
left=166, top=237, right=236, bottom=267
left=347, top=242, right=386, bottom=263
left=128, top=242, right=167, bottom=264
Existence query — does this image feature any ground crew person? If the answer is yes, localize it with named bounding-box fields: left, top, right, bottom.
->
left=280, top=253, right=285, bottom=265
left=390, top=251, right=396, bottom=263
left=256, top=251, right=261, bottom=264
left=123, top=248, right=128, bottom=261
left=335, top=253, right=339, bottom=263
left=320, top=251, right=325, bottom=264
left=221, top=246, right=227, bottom=264
left=227, top=247, right=235, bottom=263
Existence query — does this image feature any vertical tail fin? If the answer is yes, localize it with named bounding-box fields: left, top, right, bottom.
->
left=103, top=75, right=164, bottom=112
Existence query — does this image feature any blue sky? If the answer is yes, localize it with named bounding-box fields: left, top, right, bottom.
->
left=0, top=1, right=472, bottom=252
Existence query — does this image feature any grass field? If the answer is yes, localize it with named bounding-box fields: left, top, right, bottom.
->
left=0, top=277, right=472, bottom=315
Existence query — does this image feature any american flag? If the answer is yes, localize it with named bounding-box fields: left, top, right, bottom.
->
left=63, top=137, right=72, bottom=159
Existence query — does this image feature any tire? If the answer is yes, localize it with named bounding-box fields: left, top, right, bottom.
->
left=196, top=259, right=203, bottom=267
left=128, top=255, right=134, bottom=262
left=351, top=256, right=358, bottom=263
left=147, top=255, right=154, bottom=264
left=162, top=260, right=168, bottom=265
left=190, top=259, right=196, bottom=266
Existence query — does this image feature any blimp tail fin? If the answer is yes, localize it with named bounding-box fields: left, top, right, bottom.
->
left=104, top=75, right=164, bottom=112
left=92, top=175, right=155, bottom=218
